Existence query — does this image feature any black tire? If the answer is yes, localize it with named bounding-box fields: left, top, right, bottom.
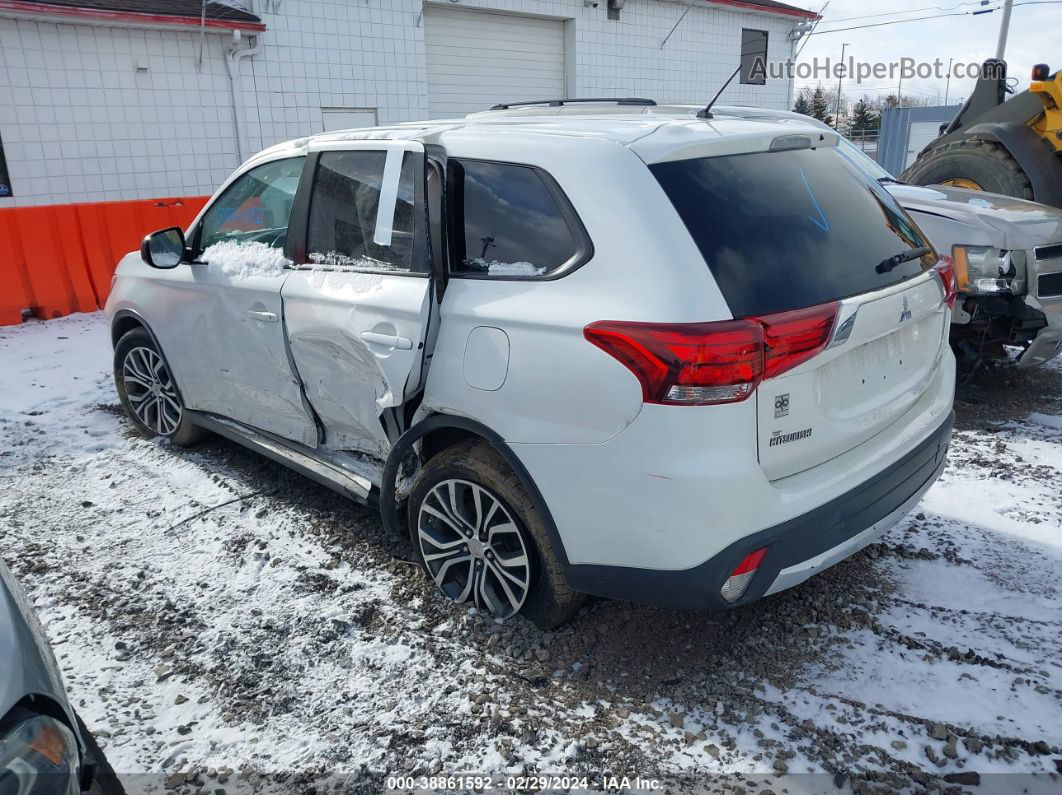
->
left=900, top=138, right=1034, bottom=200
left=408, top=441, right=585, bottom=629
left=113, top=328, right=205, bottom=446
left=76, top=712, right=126, bottom=795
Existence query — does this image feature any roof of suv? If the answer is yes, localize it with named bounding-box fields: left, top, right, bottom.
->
left=259, top=109, right=840, bottom=167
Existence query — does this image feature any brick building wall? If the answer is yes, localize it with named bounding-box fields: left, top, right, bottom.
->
left=0, top=0, right=808, bottom=208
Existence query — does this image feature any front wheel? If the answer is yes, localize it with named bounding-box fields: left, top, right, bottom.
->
left=408, top=441, right=585, bottom=629
left=113, top=328, right=204, bottom=446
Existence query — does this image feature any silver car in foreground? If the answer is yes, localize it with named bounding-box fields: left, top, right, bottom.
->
left=1, top=558, right=122, bottom=795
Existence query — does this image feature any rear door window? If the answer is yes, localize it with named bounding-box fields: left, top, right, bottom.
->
left=449, top=159, right=589, bottom=278
left=650, top=145, right=934, bottom=317
left=306, top=150, right=419, bottom=272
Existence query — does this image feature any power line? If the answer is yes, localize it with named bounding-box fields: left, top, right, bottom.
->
left=812, top=0, right=1062, bottom=35
left=822, top=0, right=991, bottom=25
left=813, top=8, right=999, bottom=35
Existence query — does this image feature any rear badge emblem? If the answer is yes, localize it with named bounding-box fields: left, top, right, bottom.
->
left=774, top=393, right=790, bottom=418
left=770, top=428, right=812, bottom=447
left=899, top=295, right=912, bottom=323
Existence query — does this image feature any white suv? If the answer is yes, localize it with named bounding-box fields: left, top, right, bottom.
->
left=106, top=104, right=957, bottom=628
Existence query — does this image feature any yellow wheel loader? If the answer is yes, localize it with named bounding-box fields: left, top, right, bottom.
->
left=901, top=60, right=1062, bottom=208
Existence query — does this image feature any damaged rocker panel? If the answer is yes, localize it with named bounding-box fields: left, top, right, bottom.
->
left=189, top=412, right=374, bottom=504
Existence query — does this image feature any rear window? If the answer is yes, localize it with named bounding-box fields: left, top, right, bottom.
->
left=650, top=145, right=934, bottom=317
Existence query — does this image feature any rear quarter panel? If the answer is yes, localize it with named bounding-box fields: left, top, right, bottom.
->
left=423, top=131, right=732, bottom=444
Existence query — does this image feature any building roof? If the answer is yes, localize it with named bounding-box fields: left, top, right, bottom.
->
left=705, top=0, right=819, bottom=19
left=0, top=0, right=814, bottom=34
left=0, top=0, right=265, bottom=31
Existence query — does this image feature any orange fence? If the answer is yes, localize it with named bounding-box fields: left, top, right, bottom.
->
left=0, top=196, right=208, bottom=326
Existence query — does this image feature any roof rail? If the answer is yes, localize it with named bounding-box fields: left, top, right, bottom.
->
left=488, top=97, right=657, bottom=110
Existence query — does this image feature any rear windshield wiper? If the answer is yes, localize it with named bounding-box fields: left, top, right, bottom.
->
left=876, top=246, right=931, bottom=274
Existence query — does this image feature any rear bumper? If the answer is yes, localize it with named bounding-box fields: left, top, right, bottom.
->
left=563, top=411, right=953, bottom=610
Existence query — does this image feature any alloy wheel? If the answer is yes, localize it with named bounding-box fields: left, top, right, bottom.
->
left=417, top=478, right=532, bottom=619
left=122, top=346, right=182, bottom=436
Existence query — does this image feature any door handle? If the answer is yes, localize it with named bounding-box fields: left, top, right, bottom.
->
left=360, top=330, right=413, bottom=350
left=247, top=310, right=278, bottom=323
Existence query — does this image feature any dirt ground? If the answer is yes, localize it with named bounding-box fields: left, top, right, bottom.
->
left=2, top=314, right=1061, bottom=795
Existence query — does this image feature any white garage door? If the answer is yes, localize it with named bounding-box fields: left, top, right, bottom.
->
left=423, top=6, right=565, bottom=119
left=905, top=121, right=943, bottom=167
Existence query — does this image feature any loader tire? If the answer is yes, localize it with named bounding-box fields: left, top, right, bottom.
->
left=900, top=139, right=1034, bottom=200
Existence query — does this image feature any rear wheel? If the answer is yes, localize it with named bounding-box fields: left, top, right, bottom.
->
left=113, top=329, right=204, bottom=446
left=408, top=441, right=584, bottom=629
left=900, top=139, right=1034, bottom=200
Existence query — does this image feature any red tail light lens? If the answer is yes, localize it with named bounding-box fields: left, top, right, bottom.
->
left=934, top=256, right=958, bottom=309
left=730, top=547, right=768, bottom=576
left=583, top=319, right=764, bottom=405
left=584, top=302, right=837, bottom=406
left=761, top=304, right=840, bottom=379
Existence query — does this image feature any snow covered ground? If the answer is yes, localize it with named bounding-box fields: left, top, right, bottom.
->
left=1, top=313, right=1060, bottom=794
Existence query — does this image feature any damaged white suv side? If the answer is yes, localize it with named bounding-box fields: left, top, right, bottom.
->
left=106, top=111, right=957, bottom=628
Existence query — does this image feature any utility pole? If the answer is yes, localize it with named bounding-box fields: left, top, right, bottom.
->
left=897, top=73, right=903, bottom=107
left=944, top=57, right=953, bottom=105
left=995, top=0, right=1014, bottom=60
left=835, top=41, right=849, bottom=129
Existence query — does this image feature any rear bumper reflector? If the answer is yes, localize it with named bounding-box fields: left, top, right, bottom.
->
left=720, top=547, right=767, bottom=602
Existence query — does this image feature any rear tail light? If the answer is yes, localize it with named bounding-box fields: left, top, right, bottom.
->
left=584, top=303, right=837, bottom=406
left=934, top=256, right=958, bottom=309
left=761, top=305, right=838, bottom=378
left=720, top=547, right=767, bottom=602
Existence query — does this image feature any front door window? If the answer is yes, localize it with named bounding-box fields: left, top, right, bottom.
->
left=197, top=157, right=305, bottom=267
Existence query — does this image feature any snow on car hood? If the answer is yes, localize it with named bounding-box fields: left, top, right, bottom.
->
left=887, top=183, right=1062, bottom=250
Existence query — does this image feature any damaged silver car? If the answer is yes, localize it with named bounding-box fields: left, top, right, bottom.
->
left=884, top=184, right=1062, bottom=367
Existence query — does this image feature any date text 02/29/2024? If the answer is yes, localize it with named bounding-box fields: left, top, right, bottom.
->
left=385, top=774, right=663, bottom=791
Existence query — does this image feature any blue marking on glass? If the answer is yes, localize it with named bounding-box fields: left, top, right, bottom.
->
left=800, top=168, right=829, bottom=232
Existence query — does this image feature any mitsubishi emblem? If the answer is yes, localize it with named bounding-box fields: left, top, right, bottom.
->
left=899, top=295, right=912, bottom=323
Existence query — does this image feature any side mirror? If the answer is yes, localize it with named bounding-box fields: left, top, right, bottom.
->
left=141, top=227, right=186, bottom=269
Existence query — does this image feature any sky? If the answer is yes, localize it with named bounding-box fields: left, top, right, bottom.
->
left=793, top=0, right=1062, bottom=109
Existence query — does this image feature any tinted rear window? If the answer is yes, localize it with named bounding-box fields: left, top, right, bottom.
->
left=650, top=146, right=934, bottom=317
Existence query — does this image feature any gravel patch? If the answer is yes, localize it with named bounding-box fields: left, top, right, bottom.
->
left=2, top=314, right=1061, bottom=794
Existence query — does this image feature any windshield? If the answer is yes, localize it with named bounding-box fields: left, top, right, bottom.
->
left=650, top=145, right=934, bottom=317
